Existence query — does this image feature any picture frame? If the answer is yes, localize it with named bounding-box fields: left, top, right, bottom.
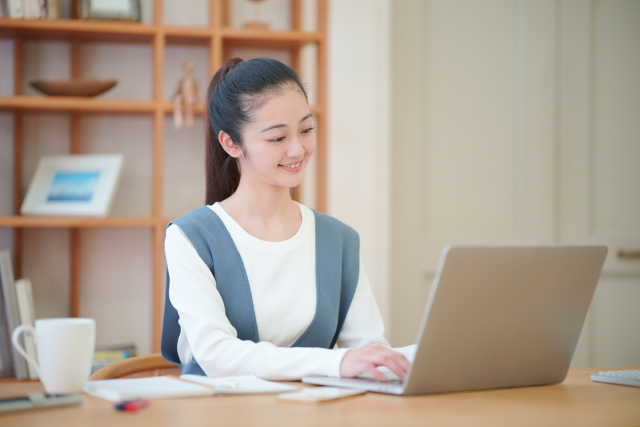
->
left=20, top=154, right=123, bottom=217
left=80, top=0, right=141, bottom=21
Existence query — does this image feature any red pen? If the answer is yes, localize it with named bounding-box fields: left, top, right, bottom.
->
left=115, top=398, right=150, bottom=412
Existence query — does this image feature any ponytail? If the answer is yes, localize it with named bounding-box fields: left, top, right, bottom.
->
left=204, top=57, right=308, bottom=205
left=205, top=58, right=242, bottom=205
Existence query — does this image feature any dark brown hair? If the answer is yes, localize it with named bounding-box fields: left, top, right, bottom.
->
left=205, top=58, right=308, bottom=205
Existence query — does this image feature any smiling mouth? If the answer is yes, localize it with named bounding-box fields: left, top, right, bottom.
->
left=279, top=161, right=302, bottom=169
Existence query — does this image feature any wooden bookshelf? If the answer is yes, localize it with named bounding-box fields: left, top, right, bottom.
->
left=0, top=0, right=328, bottom=354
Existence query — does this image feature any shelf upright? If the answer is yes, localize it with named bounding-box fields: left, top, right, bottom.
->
left=212, top=0, right=224, bottom=73
left=70, top=37, right=82, bottom=317
left=289, top=0, right=302, bottom=203
left=12, top=37, right=24, bottom=279
left=151, top=0, right=166, bottom=352
left=316, top=0, right=328, bottom=213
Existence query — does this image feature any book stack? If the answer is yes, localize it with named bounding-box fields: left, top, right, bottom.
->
left=0, top=0, right=59, bottom=19
left=0, top=249, right=38, bottom=380
left=91, top=343, right=137, bottom=374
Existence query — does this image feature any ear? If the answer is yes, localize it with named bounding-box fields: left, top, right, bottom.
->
left=218, top=131, right=243, bottom=158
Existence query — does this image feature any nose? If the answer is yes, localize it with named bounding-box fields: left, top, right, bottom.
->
left=286, top=135, right=306, bottom=160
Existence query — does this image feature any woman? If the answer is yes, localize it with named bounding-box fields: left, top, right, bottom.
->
left=162, top=58, right=409, bottom=381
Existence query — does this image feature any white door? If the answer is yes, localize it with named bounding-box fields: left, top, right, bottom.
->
left=391, top=0, right=640, bottom=368
left=560, top=1, right=640, bottom=367
left=392, top=0, right=558, bottom=345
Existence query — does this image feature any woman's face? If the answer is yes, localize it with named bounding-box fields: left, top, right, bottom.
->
left=230, top=85, right=316, bottom=191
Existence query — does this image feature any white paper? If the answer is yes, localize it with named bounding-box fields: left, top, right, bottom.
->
left=180, top=374, right=298, bottom=395
left=84, top=376, right=214, bottom=402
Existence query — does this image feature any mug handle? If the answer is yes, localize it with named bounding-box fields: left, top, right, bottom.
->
left=11, top=324, right=42, bottom=378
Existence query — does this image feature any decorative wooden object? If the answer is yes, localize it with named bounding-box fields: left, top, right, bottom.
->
left=172, top=60, right=198, bottom=129
left=0, top=0, right=328, bottom=355
left=29, top=79, right=118, bottom=97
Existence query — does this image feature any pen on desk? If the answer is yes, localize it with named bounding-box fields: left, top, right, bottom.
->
left=115, top=398, right=150, bottom=412
left=213, top=380, right=238, bottom=390
left=168, top=374, right=239, bottom=391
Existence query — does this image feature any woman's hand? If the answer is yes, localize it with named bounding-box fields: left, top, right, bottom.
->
left=339, top=343, right=410, bottom=382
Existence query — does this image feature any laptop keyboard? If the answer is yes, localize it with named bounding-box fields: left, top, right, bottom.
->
left=357, top=370, right=402, bottom=384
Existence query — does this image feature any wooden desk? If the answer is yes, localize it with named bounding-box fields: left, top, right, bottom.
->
left=1, top=368, right=639, bottom=427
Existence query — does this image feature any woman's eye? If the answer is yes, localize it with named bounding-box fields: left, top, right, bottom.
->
left=269, top=136, right=286, bottom=142
left=301, top=127, right=315, bottom=134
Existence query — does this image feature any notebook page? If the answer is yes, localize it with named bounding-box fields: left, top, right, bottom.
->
left=84, top=376, right=215, bottom=402
left=180, top=374, right=298, bottom=394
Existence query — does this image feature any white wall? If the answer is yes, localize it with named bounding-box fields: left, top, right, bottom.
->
left=327, top=0, right=392, bottom=331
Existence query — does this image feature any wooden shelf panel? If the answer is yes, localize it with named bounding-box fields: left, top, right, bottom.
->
left=0, top=96, right=157, bottom=114
left=159, top=103, right=322, bottom=119
left=163, top=101, right=205, bottom=115
left=222, top=28, right=323, bottom=49
left=0, top=18, right=156, bottom=43
left=164, top=26, right=212, bottom=45
left=0, top=19, right=323, bottom=48
left=0, top=216, right=158, bottom=228
left=0, top=98, right=321, bottom=118
left=160, top=104, right=322, bottom=122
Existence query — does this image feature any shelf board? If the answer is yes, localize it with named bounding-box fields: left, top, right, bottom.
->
left=0, top=216, right=158, bottom=228
left=0, top=98, right=319, bottom=117
left=0, top=18, right=156, bottom=43
left=0, top=19, right=324, bottom=48
left=164, top=26, right=213, bottom=45
left=163, top=101, right=205, bottom=115
left=222, top=28, right=323, bottom=49
left=160, top=104, right=322, bottom=122
left=0, top=96, right=157, bottom=114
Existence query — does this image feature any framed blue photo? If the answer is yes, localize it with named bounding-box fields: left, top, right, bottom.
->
left=21, top=154, right=123, bottom=216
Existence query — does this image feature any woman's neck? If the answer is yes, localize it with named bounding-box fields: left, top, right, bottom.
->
left=219, top=178, right=301, bottom=242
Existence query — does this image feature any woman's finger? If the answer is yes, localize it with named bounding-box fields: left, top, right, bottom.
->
left=369, top=347, right=410, bottom=368
left=371, top=354, right=407, bottom=381
left=365, top=364, right=389, bottom=382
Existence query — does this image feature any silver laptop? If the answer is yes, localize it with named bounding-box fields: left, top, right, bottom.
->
left=303, top=245, right=608, bottom=395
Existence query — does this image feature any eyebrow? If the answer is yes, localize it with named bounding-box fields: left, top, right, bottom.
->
left=260, top=113, right=314, bottom=133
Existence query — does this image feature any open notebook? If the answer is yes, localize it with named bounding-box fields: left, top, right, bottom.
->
left=84, top=375, right=298, bottom=402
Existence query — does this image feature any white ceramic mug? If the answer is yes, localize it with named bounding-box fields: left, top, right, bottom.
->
left=12, top=318, right=95, bottom=394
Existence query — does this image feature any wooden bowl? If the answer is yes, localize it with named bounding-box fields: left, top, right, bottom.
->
left=30, top=79, right=118, bottom=97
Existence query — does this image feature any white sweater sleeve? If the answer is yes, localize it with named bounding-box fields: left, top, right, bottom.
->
left=165, top=224, right=348, bottom=381
left=336, top=256, right=390, bottom=349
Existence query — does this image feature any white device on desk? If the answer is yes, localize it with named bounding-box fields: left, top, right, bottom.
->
left=303, top=245, right=608, bottom=395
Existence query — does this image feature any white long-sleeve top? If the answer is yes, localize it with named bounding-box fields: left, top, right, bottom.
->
left=165, top=202, right=389, bottom=381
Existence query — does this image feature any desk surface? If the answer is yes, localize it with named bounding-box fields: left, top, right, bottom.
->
left=1, top=367, right=639, bottom=427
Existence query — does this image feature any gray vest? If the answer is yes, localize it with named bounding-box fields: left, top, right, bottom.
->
left=161, top=206, right=360, bottom=376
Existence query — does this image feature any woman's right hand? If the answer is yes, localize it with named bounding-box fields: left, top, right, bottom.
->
left=339, top=343, right=410, bottom=382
